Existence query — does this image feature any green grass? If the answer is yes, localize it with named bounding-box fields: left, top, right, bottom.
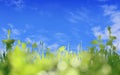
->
left=0, top=26, right=120, bottom=75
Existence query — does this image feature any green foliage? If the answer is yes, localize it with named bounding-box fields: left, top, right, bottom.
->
left=0, top=27, right=120, bottom=75
left=7, top=29, right=11, bottom=39
left=32, top=43, right=38, bottom=49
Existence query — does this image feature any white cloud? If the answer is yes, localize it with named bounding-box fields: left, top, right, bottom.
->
left=67, top=11, right=83, bottom=23
left=2, top=28, right=7, bottom=34
left=1, top=0, right=41, bottom=11
left=55, top=32, right=69, bottom=43
left=26, top=33, right=50, bottom=44
left=0, top=48, right=5, bottom=53
left=37, top=35, right=50, bottom=42
left=8, top=23, right=21, bottom=36
left=0, top=44, right=6, bottom=54
left=55, top=33, right=67, bottom=38
left=1, top=27, right=8, bottom=39
left=48, top=43, right=59, bottom=50
left=25, top=37, right=33, bottom=43
left=92, top=26, right=109, bottom=40
left=12, top=29, right=20, bottom=35
left=70, top=28, right=81, bottom=40
left=92, top=5, right=120, bottom=50
left=67, top=7, right=95, bottom=24
left=25, top=36, right=48, bottom=45
left=102, top=5, right=117, bottom=16
left=1, top=23, right=27, bottom=40
left=67, top=11, right=88, bottom=23
left=2, top=0, right=25, bottom=9
left=98, top=0, right=109, bottom=2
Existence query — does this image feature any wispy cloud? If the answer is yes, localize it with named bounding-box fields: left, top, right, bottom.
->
left=29, top=34, right=50, bottom=43
left=4, top=0, right=25, bottom=9
left=97, top=0, right=109, bottom=2
left=48, top=43, right=59, bottom=51
left=2, top=27, right=7, bottom=34
left=92, top=26, right=109, bottom=40
left=67, top=11, right=88, bottom=23
left=25, top=37, right=33, bottom=43
left=0, top=0, right=41, bottom=11
left=66, top=7, right=95, bottom=24
left=54, top=32, right=69, bottom=43
left=25, top=29, right=50, bottom=44
left=1, top=23, right=27, bottom=40
left=8, top=23, right=21, bottom=36
left=71, top=27, right=82, bottom=38
left=92, top=5, right=120, bottom=50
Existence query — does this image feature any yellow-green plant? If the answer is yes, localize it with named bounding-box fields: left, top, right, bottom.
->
left=0, top=27, right=120, bottom=75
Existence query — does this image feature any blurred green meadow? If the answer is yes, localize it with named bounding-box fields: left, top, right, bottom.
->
left=0, top=27, right=120, bottom=75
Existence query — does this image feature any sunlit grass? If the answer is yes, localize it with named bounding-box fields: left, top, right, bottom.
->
left=0, top=27, right=120, bottom=75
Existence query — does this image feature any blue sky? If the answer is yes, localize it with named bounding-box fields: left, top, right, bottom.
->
left=0, top=0, right=120, bottom=51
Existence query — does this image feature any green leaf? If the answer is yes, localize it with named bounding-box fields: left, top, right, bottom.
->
left=108, top=26, right=111, bottom=34
left=98, top=35, right=101, bottom=40
left=110, top=36, right=117, bottom=40
left=7, top=29, right=11, bottom=39
left=18, top=40, right=21, bottom=45
left=58, top=46, right=66, bottom=52
left=32, top=43, right=38, bottom=48
left=113, top=46, right=116, bottom=50
left=91, top=40, right=98, bottom=45
left=106, top=40, right=112, bottom=46
left=89, top=46, right=96, bottom=53
left=99, top=44, right=105, bottom=49
left=22, top=43, right=26, bottom=49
